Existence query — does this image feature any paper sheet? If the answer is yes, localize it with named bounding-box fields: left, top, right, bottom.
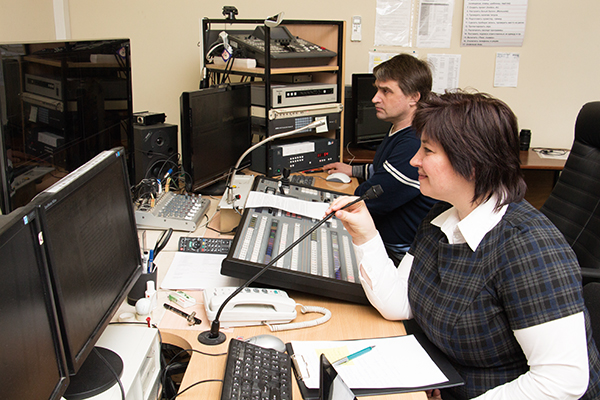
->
left=462, top=0, right=528, bottom=47
left=494, top=52, right=520, bottom=87
left=290, top=335, right=448, bottom=389
left=374, top=0, right=413, bottom=47
left=160, top=252, right=243, bottom=290
left=245, top=191, right=330, bottom=221
left=428, top=54, right=461, bottom=94
left=417, top=0, right=454, bottom=48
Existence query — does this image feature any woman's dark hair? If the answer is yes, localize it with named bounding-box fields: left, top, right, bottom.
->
left=412, top=90, right=527, bottom=209
left=373, top=53, right=432, bottom=101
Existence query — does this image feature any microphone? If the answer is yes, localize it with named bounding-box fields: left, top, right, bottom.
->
left=198, top=184, right=383, bottom=345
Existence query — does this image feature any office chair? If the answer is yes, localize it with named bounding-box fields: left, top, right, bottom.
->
left=540, top=101, right=600, bottom=284
left=583, top=282, right=600, bottom=348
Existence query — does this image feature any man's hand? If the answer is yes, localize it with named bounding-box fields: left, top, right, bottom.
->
left=322, top=162, right=352, bottom=177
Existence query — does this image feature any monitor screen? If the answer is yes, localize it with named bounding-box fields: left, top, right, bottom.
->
left=351, top=73, right=391, bottom=146
left=0, top=39, right=134, bottom=215
left=180, top=83, right=251, bottom=195
left=0, top=204, right=69, bottom=400
left=33, top=147, right=142, bottom=396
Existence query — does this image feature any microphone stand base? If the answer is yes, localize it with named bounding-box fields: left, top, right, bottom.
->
left=198, top=330, right=226, bottom=345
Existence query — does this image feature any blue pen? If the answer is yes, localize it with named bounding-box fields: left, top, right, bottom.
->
left=147, top=249, right=154, bottom=273
left=332, top=345, right=376, bottom=366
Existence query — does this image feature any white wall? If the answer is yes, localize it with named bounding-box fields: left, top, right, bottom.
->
left=2, top=0, right=599, bottom=149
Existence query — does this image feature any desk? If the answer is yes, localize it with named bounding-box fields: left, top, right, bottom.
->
left=344, top=146, right=567, bottom=209
left=128, top=173, right=426, bottom=400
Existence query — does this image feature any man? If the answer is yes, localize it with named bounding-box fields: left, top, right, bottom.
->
left=323, top=54, right=436, bottom=263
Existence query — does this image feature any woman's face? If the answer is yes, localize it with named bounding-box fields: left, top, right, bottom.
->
left=410, top=134, right=475, bottom=208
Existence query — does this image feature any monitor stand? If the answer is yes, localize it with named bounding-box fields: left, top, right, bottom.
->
left=63, top=347, right=124, bottom=400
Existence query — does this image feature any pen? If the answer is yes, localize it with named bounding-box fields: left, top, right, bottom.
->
left=332, top=345, right=376, bottom=366
left=163, top=303, right=202, bottom=326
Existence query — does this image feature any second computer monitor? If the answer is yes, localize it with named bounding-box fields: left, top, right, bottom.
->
left=0, top=205, right=70, bottom=400
left=180, top=82, right=252, bottom=195
left=34, top=147, right=142, bottom=397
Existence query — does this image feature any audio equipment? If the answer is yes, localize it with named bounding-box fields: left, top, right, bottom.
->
left=199, top=177, right=382, bottom=345
left=133, top=122, right=178, bottom=184
left=251, top=136, right=339, bottom=176
left=134, top=191, right=210, bottom=231
left=229, top=26, right=337, bottom=68
left=251, top=82, right=337, bottom=108
left=133, top=111, right=166, bottom=126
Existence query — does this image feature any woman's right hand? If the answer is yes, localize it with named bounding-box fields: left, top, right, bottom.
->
left=326, top=196, right=378, bottom=246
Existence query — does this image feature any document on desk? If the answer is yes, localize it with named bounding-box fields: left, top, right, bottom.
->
left=160, top=252, right=243, bottom=290
left=288, top=335, right=449, bottom=390
left=245, top=191, right=329, bottom=220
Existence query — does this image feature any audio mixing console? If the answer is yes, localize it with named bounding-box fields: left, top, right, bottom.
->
left=221, top=176, right=368, bottom=304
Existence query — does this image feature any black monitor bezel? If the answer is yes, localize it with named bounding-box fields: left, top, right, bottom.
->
left=33, top=147, right=142, bottom=375
left=0, top=38, right=134, bottom=215
left=180, top=82, right=252, bottom=194
left=351, top=73, right=391, bottom=146
left=0, top=204, right=70, bottom=399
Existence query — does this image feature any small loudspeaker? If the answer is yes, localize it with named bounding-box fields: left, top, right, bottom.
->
left=519, top=129, right=531, bottom=151
left=133, top=122, right=178, bottom=184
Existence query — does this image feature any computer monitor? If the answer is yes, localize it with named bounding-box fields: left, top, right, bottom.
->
left=0, top=204, right=70, bottom=399
left=180, top=82, right=251, bottom=195
left=33, top=147, right=143, bottom=398
left=0, top=39, right=134, bottom=215
left=351, top=73, right=391, bottom=148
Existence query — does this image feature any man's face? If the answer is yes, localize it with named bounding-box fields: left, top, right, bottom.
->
left=371, top=79, right=418, bottom=126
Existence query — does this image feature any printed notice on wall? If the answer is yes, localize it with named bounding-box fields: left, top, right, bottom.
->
left=494, top=52, right=520, bottom=87
left=374, top=0, right=413, bottom=47
left=461, top=0, right=528, bottom=47
left=428, top=54, right=461, bottom=93
left=369, top=51, right=401, bottom=72
left=417, top=0, right=454, bottom=48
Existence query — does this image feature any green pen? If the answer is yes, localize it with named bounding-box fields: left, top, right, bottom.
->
left=332, top=345, right=376, bottom=366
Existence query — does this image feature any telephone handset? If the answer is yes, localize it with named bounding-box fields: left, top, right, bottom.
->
left=203, top=287, right=297, bottom=327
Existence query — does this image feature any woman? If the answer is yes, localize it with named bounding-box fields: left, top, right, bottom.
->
left=327, top=91, right=600, bottom=399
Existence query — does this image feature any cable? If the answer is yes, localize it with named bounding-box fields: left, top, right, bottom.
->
left=168, top=379, right=223, bottom=400
left=93, top=347, right=126, bottom=400
left=267, top=304, right=332, bottom=332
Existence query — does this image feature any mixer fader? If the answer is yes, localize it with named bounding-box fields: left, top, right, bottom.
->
left=221, top=176, right=368, bottom=304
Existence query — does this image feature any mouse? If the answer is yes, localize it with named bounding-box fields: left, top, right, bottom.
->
left=326, top=172, right=351, bottom=184
left=245, top=334, right=287, bottom=353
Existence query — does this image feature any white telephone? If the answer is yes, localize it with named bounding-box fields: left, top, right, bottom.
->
left=203, top=287, right=297, bottom=327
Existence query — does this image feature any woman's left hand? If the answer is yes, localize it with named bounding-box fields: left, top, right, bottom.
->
left=426, top=389, right=442, bottom=400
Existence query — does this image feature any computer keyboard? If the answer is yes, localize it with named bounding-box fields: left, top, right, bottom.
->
left=290, top=174, right=315, bottom=186
left=221, top=338, right=292, bottom=400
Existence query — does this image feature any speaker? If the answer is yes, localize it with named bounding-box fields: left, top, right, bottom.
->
left=133, top=122, right=178, bottom=184
left=519, top=129, right=531, bottom=151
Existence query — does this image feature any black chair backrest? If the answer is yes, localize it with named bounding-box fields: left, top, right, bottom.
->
left=583, top=282, right=600, bottom=347
left=540, top=102, right=600, bottom=279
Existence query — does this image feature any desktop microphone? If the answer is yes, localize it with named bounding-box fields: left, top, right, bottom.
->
left=198, top=184, right=383, bottom=345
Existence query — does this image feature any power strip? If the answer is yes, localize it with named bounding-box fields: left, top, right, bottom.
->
left=218, top=174, right=255, bottom=232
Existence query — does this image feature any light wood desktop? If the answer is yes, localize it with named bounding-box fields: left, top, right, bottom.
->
left=343, top=147, right=567, bottom=210
left=135, top=172, right=427, bottom=400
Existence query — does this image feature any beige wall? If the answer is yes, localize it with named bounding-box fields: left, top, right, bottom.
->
left=2, top=0, right=599, bottom=149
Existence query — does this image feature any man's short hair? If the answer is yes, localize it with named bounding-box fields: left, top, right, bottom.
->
left=373, top=54, right=432, bottom=101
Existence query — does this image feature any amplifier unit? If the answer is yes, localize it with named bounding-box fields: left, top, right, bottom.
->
left=25, top=74, right=62, bottom=100
left=252, top=136, right=339, bottom=176
left=252, top=82, right=337, bottom=108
